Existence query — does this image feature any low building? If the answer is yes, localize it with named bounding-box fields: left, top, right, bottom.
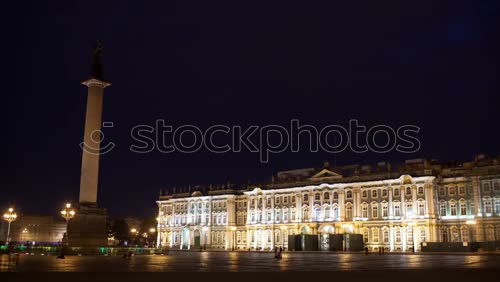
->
left=156, top=155, right=500, bottom=252
left=0, top=215, right=66, bottom=245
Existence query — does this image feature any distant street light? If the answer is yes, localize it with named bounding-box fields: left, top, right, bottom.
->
left=60, top=203, right=76, bottom=222
left=60, top=203, right=76, bottom=243
left=3, top=208, right=18, bottom=244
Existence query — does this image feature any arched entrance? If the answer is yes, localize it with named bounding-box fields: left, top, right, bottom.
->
left=319, top=226, right=334, bottom=251
left=181, top=227, right=190, bottom=249
left=193, top=229, right=201, bottom=247
left=300, top=226, right=311, bottom=234
left=442, top=229, right=448, bottom=242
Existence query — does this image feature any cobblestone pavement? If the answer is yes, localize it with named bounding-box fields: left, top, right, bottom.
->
left=1, top=252, right=499, bottom=272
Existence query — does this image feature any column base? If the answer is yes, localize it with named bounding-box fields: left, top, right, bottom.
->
left=67, top=204, right=108, bottom=248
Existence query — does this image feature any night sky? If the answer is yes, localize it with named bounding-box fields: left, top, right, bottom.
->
left=3, top=1, right=499, bottom=218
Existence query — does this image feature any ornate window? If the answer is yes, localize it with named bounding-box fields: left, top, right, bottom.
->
left=406, top=187, right=412, bottom=196
left=407, top=227, right=413, bottom=244
left=332, top=205, right=339, bottom=220
left=303, top=194, right=309, bottom=202
left=460, top=226, right=469, bottom=242
left=362, top=204, right=368, bottom=218
left=394, top=202, right=401, bottom=217
left=362, top=191, right=367, bottom=198
left=303, top=207, right=309, bottom=220
left=372, top=190, right=378, bottom=198
left=405, top=202, right=413, bottom=217
left=346, top=204, right=353, bottom=220
left=314, top=206, right=321, bottom=221
left=439, top=187, right=445, bottom=196
left=315, top=193, right=320, bottom=201
left=333, top=192, right=338, bottom=199
left=346, top=190, right=352, bottom=199
left=483, top=183, right=491, bottom=193
left=394, top=188, right=400, bottom=197
left=449, top=186, right=456, bottom=196
left=324, top=192, right=330, bottom=200
left=418, top=201, right=425, bottom=216
left=494, top=182, right=500, bottom=192
left=450, top=226, right=459, bottom=242
left=418, top=186, right=424, bottom=194
left=372, top=227, right=379, bottom=243
left=440, top=201, right=446, bottom=216
left=395, top=229, right=401, bottom=243
left=459, top=200, right=467, bottom=216
left=420, top=227, right=426, bottom=242
left=363, top=228, right=369, bottom=243
left=382, top=189, right=388, bottom=197
left=382, top=205, right=388, bottom=217
left=484, top=198, right=493, bottom=213
left=383, top=228, right=389, bottom=243
left=450, top=201, right=457, bottom=216
left=459, top=186, right=465, bottom=195
left=372, top=204, right=378, bottom=218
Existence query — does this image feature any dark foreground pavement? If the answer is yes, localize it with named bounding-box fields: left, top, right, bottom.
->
left=1, top=252, right=499, bottom=282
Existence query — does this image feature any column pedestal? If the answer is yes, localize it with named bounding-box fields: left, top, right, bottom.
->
left=67, top=204, right=107, bottom=249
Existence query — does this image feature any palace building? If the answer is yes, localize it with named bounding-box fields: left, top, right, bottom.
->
left=156, top=155, right=500, bottom=252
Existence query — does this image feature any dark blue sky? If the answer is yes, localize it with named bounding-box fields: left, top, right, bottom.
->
left=3, top=0, right=499, bottom=218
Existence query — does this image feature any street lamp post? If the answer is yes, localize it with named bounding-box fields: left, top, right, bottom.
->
left=149, top=228, right=156, bottom=247
left=60, top=203, right=76, bottom=223
left=3, top=208, right=17, bottom=245
left=60, top=203, right=76, bottom=243
left=130, top=228, right=138, bottom=246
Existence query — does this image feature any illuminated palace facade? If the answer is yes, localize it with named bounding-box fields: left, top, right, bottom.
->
left=156, top=156, right=500, bottom=252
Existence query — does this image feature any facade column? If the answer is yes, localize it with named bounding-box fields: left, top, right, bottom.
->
left=388, top=186, right=394, bottom=217
left=425, top=181, right=436, bottom=218
left=412, top=184, right=418, bottom=216
left=339, top=188, right=345, bottom=221
left=389, top=225, right=394, bottom=251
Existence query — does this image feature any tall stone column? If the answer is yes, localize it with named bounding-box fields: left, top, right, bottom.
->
left=79, top=79, right=110, bottom=205
left=67, top=42, right=110, bottom=249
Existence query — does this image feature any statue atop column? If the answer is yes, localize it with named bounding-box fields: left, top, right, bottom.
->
left=91, top=41, right=104, bottom=80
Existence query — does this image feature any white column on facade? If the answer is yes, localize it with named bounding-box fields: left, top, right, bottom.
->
left=389, top=225, right=394, bottom=251
left=388, top=186, right=394, bottom=217
left=425, top=182, right=435, bottom=218
left=412, top=185, right=418, bottom=216
left=339, top=188, right=345, bottom=221
left=270, top=229, right=274, bottom=251
left=402, top=226, right=407, bottom=251
left=246, top=197, right=251, bottom=224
